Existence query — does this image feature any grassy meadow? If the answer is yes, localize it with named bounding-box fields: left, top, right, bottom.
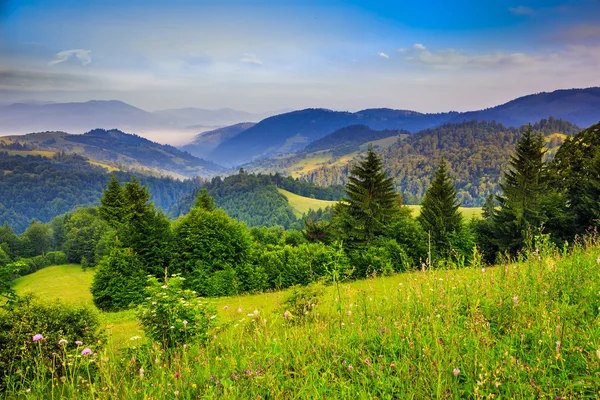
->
left=8, top=238, right=600, bottom=398
left=279, top=188, right=482, bottom=220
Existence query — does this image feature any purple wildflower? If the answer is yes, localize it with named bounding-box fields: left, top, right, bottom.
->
left=81, top=348, right=92, bottom=355
left=453, top=368, right=460, bottom=377
left=32, top=334, right=44, bottom=342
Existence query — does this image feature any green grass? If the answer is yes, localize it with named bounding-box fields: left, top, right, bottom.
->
left=279, top=188, right=482, bottom=219
left=13, top=265, right=142, bottom=346
left=278, top=188, right=338, bottom=217
left=8, top=241, right=600, bottom=398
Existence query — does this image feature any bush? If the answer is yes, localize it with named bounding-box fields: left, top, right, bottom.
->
left=281, top=281, right=325, bottom=321
left=0, top=295, right=101, bottom=391
left=45, top=251, right=68, bottom=266
left=91, top=246, right=146, bottom=311
left=137, top=275, right=216, bottom=349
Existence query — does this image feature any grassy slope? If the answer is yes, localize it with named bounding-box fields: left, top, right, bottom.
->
left=279, top=187, right=482, bottom=219
left=14, top=265, right=140, bottom=346
left=10, top=243, right=600, bottom=397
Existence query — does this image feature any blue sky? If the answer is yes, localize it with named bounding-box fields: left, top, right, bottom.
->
left=1, top=0, right=599, bottom=112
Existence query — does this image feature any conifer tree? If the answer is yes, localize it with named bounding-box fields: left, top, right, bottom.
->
left=194, top=188, right=215, bottom=211
left=336, top=147, right=398, bottom=244
left=493, top=125, right=548, bottom=254
left=98, top=174, right=126, bottom=228
left=418, top=158, right=463, bottom=257
left=123, top=177, right=153, bottom=224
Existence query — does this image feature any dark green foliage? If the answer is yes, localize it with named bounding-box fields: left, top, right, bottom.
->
left=98, top=174, right=126, bottom=228
left=551, top=122, right=600, bottom=237
left=0, top=152, right=196, bottom=233
left=336, top=147, right=399, bottom=244
left=20, top=220, right=52, bottom=257
left=249, top=226, right=284, bottom=245
left=194, top=188, right=215, bottom=211
left=0, top=295, right=101, bottom=390
left=387, top=216, right=429, bottom=267
left=172, top=206, right=252, bottom=296
left=137, top=275, right=216, bottom=349
left=91, top=246, right=147, bottom=311
left=302, top=125, right=407, bottom=156
left=418, top=158, right=463, bottom=258
left=62, top=208, right=108, bottom=265
left=281, top=230, right=307, bottom=247
left=281, top=281, right=325, bottom=320
left=303, top=118, right=580, bottom=205
left=0, top=223, right=18, bottom=260
left=493, top=126, right=549, bottom=255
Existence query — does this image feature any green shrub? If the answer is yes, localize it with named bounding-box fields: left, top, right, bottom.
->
left=91, top=246, right=146, bottom=311
left=45, top=251, right=68, bottom=266
left=0, top=295, right=101, bottom=391
left=137, top=275, right=216, bottom=349
left=281, top=281, right=325, bottom=321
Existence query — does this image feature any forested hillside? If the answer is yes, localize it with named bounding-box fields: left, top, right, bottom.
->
left=169, top=172, right=344, bottom=228
left=303, top=118, right=580, bottom=205
left=0, top=152, right=197, bottom=232
left=302, top=125, right=408, bottom=156
left=0, top=129, right=222, bottom=178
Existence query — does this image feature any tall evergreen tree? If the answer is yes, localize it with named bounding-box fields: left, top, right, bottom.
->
left=98, top=175, right=126, bottom=228
left=335, top=147, right=398, bottom=244
left=194, top=188, right=215, bottom=211
left=418, top=158, right=463, bottom=257
left=493, top=125, right=548, bottom=254
left=123, top=177, right=153, bottom=225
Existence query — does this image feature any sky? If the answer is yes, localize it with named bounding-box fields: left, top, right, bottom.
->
left=1, top=0, right=600, bottom=113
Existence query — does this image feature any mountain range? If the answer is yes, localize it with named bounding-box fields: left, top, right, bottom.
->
left=0, top=129, right=222, bottom=178
left=207, top=87, right=600, bottom=166
left=0, top=100, right=286, bottom=145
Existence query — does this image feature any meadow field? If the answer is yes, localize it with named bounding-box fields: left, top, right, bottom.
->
left=8, top=238, right=600, bottom=398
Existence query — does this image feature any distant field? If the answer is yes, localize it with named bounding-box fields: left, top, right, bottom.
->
left=88, top=160, right=119, bottom=172
left=279, top=188, right=482, bottom=219
left=14, top=265, right=141, bottom=346
left=278, top=188, right=338, bottom=216
left=1, top=149, right=56, bottom=158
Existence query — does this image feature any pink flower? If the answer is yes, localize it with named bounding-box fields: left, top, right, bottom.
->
left=453, top=368, right=460, bottom=377
left=513, top=296, right=519, bottom=305
left=32, top=334, right=44, bottom=342
left=81, top=348, right=92, bottom=355
left=75, top=341, right=83, bottom=346
left=378, top=354, right=383, bottom=358
left=175, top=372, right=180, bottom=379
left=58, top=339, right=67, bottom=346
left=364, top=358, right=371, bottom=365
left=390, top=363, right=395, bottom=368
left=348, top=365, right=354, bottom=371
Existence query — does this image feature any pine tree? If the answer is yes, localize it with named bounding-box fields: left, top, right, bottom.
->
left=493, top=125, right=548, bottom=254
left=194, top=188, right=215, bottom=211
left=336, top=147, right=398, bottom=244
left=123, top=177, right=153, bottom=225
left=99, top=175, right=126, bottom=228
left=418, top=158, right=463, bottom=257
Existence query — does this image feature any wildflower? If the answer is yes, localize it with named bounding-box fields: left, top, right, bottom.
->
left=283, top=310, right=292, bottom=319
left=183, top=320, right=188, bottom=328
left=58, top=339, right=67, bottom=346
left=481, top=268, right=485, bottom=273
left=174, top=391, right=179, bottom=396
left=364, top=358, right=371, bottom=366
left=556, top=341, right=561, bottom=353
left=237, top=307, right=242, bottom=313
left=513, top=296, right=519, bottom=305
left=175, top=372, right=180, bottom=379
left=75, top=341, right=83, bottom=346
left=170, top=326, right=174, bottom=329
left=32, top=334, right=44, bottom=342
left=348, top=365, right=354, bottom=371
left=139, top=368, right=144, bottom=378
left=210, top=315, right=216, bottom=319
left=390, top=363, right=395, bottom=368
left=596, top=349, right=600, bottom=359
left=130, top=336, right=141, bottom=341
left=81, top=348, right=92, bottom=356
left=253, top=309, right=259, bottom=316
left=453, top=368, right=460, bottom=377
left=224, top=305, right=229, bottom=309
left=378, top=354, right=383, bottom=358
left=25, top=389, right=31, bottom=393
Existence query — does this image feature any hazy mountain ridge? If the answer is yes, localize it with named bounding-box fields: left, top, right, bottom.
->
left=0, top=129, right=223, bottom=178
left=180, top=123, right=257, bottom=158
left=207, top=88, right=600, bottom=166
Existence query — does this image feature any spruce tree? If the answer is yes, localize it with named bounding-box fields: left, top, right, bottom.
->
left=494, top=125, right=548, bottom=254
left=194, top=188, right=215, bottom=211
left=123, top=177, right=153, bottom=225
left=99, top=175, right=126, bottom=228
left=336, top=147, right=398, bottom=244
left=418, top=158, right=463, bottom=257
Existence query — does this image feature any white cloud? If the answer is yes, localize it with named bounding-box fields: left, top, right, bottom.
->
left=509, top=6, right=535, bottom=16
left=378, top=52, right=390, bottom=59
left=414, top=43, right=426, bottom=51
left=240, top=53, right=263, bottom=65
left=397, top=48, right=407, bottom=53
left=49, top=49, right=92, bottom=66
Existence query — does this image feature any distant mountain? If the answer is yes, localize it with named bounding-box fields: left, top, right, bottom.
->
left=180, top=122, right=256, bottom=158
left=302, top=118, right=582, bottom=206
left=207, top=87, right=600, bottom=166
left=450, top=87, right=600, bottom=128
left=0, top=100, right=169, bottom=134
left=153, top=108, right=285, bottom=127
left=209, top=108, right=457, bottom=166
left=0, top=100, right=287, bottom=143
left=0, top=129, right=223, bottom=178
left=303, top=124, right=409, bottom=156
